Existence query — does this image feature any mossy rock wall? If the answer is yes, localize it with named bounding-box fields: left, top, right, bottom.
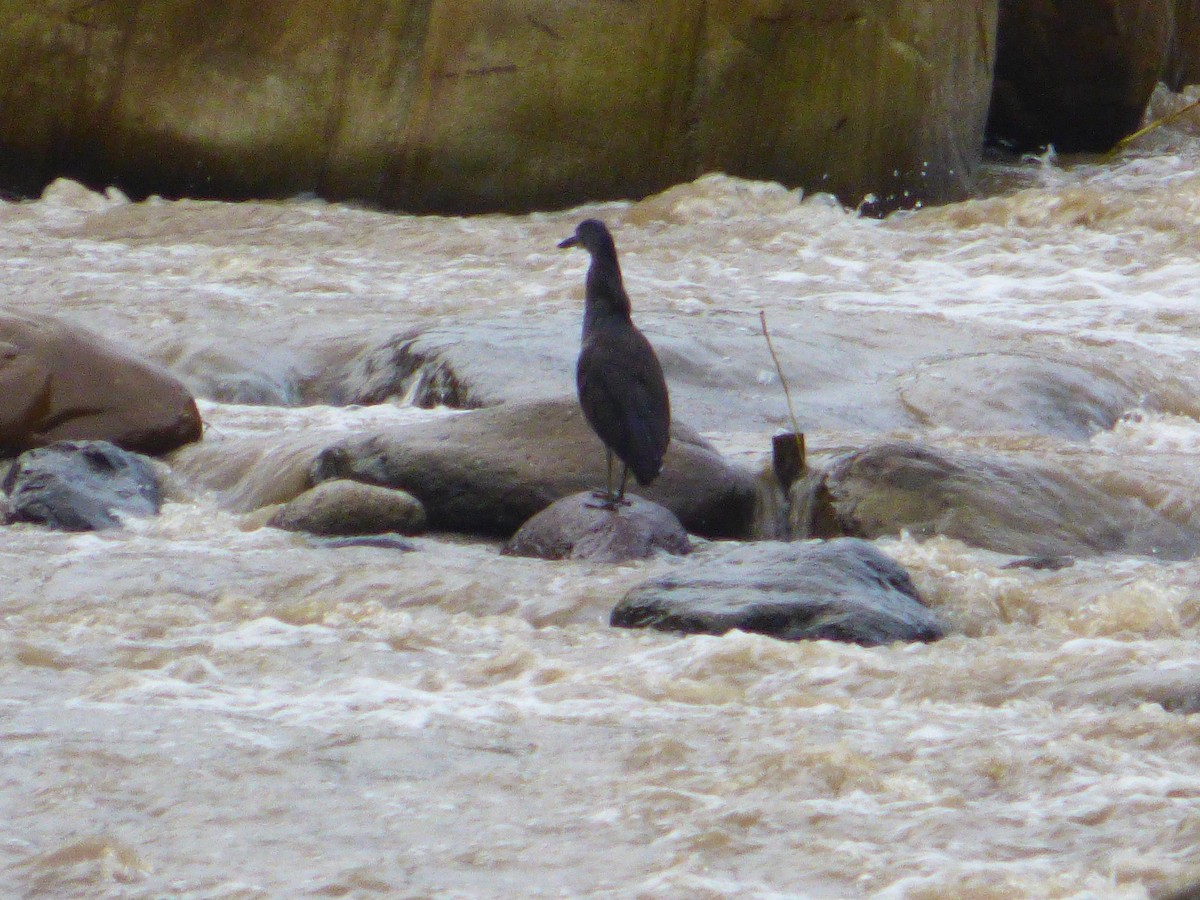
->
left=0, top=0, right=998, bottom=213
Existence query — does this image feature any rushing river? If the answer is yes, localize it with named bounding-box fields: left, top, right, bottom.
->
left=9, top=87, right=1200, bottom=898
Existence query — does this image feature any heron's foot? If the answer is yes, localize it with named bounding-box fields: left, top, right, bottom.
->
left=585, top=490, right=630, bottom=510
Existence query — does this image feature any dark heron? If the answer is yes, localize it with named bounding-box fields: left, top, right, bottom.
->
left=558, top=219, right=670, bottom=508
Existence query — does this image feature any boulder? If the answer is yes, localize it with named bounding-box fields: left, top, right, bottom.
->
left=819, top=441, right=1200, bottom=559
left=268, top=479, right=426, bottom=537
left=987, top=0, right=1174, bottom=151
left=330, top=323, right=562, bottom=409
left=0, top=312, right=202, bottom=455
left=612, top=538, right=943, bottom=646
left=321, top=318, right=1176, bottom=439
left=503, top=491, right=691, bottom=563
left=894, top=354, right=1141, bottom=440
left=311, top=398, right=757, bottom=539
left=0, top=1, right=997, bottom=213
left=1165, top=0, right=1200, bottom=89
left=2, top=440, right=162, bottom=531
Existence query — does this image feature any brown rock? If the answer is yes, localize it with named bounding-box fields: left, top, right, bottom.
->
left=269, top=479, right=426, bottom=537
left=0, top=1, right=997, bottom=214
left=822, top=441, right=1200, bottom=559
left=0, top=313, right=202, bottom=455
left=503, top=491, right=691, bottom=563
left=987, top=0, right=1174, bottom=151
left=310, top=397, right=756, bottom=539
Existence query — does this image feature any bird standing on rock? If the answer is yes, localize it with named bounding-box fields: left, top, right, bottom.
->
left=558, top=219, right=670, bottom=509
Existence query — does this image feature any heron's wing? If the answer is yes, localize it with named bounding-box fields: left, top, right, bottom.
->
left=577, top=330, right=670, bottom=484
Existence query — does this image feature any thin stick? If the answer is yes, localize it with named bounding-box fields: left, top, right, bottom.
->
left=759, top=309, right=802, bottom=443
left=1113, top=95, right=1200, bottom=152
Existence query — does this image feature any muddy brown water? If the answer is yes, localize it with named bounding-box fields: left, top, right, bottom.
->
left=8, top=88, right=1200, bottom=897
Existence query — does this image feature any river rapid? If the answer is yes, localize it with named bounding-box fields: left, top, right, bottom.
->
left=9, top=88, right=1200, bottom=898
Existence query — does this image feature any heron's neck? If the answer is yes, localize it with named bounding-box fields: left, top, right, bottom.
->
left=583, top=249, right=632, bottom=331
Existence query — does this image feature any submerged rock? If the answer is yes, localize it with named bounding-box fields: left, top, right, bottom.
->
left=0, top=2, right=996, bottom=213
left=822, top=441, right=1200, bottom=559
left=612, top=538, right=942, bottom=646
left=988, top=0, right=1173, bottom=151
left=0, top=312, right=202, bottom=455
left=503, top=491, right=691, bottom=563
left=2, top=440, right=162, bottom=531
left=268, top=479, right=426, bottom=537
left=307, top=535, right=417, bottom=552
left=895, top=354, right=1140, bottom=439
left=311, top=398, right=755, bottom=539
left=319, top=316, right=1174, bottom=439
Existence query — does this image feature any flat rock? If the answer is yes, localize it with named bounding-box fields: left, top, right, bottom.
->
left=307, top=535, right=417, bottom=552
left=895, top=353, right=1140, bottom=439
left=612, top=538, right=943, bottom=646
left=268, top=479, right=426, bottom=537
left=0, top=312, right=202, bottom=454
left=311, top=397, right=756, bottom=539
left=503, top=491, right=691, bottom=563
left=821, top=441, right=1200, bottom=559
left=2, top=440, right=162, bottom=531
left=320, top=316, right=1173, bottom=438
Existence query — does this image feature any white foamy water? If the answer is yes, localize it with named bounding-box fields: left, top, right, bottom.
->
left=9, top=88, right=1200, bottom=897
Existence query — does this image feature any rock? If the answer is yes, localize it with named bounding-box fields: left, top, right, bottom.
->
left=503, top=491, right=691, bottom=563
left=2, top=440, right=162, bottom=531
left=895, top=354, right=1141, bottom=439
left=821, top=441, right=1200, bottom=559
left=1165, top=0, right=1200, bottom=89
left=307, top=535, right=417, bottom=552
left=331, top=324, right=555, bottom=409
left=320, top=315, right=1178, bottom=439
left=311, top=398, right=756, bottom=539
left=612, top=538, right=943, bottom=646
left=0, top=2, right=997, bottom=213
left=268, top=479, right=426, bottom=537
left=987, top=0, right=1174, bottom=151
left=0, top=312, right=202, bottom=455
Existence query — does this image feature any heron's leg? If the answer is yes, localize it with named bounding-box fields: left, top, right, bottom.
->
left=588, top=449, right=619, bottom=509
left=616, top=463, right=629, bottom=503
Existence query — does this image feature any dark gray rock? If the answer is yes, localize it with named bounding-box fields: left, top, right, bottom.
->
left=503, top=491, right=691, bottom=563
left=307, top=534, right=416, bottom=552
left=269, top=478, right=426, bottom=537
left=987, top=0, right=1173, bottom=151
left=822, top=441, right=1200, bottom=559
left=612, top=538, right=942, bottom=646
left=332, top=326, right=516, bottom=409
left=2, top=440, right=162, bottom=531
left=311, top=397, right=756, bottom=540
left=1165, top=0, right=1200, bottom=90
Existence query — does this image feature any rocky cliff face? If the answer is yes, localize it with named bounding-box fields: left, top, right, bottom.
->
left=0, top=0, right=998, bottom=213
